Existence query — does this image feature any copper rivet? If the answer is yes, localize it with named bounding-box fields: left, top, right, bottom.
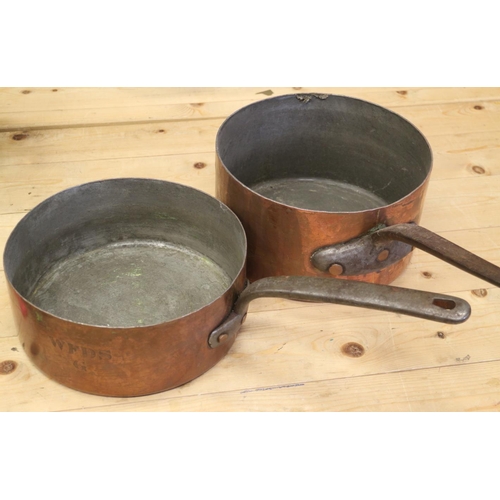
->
left=328, top=263, right=344, bottom=276
left=241, top=313, right=247, bottom=324
left=377, top=249, right=390, bottom=262
left=218, top=333, right=229, bottom=344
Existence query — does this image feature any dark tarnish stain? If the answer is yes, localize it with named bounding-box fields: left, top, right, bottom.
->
left=21, top=90, right=31, bottom=94
left=190, top=102, right=204, bottom=107
left=257, top=89, right=273, bottom=96
left=296, top=93, right=329, bottom=103
left=12, top=133, right=29, bottom=141
left=474, top=105, right=484, bottom=110
left=437, top=331, right=446, bottom=339
left=397, top=90, right=408, bottom=95
left=341, top=342, right=365, bottom=358
left=368, top=223, right=388, bottom=235
left=296, top=94, right=312, bottom=103
left=472, top=165, right=486, bottom=175
left=11, top=347, right=18, bottom=352
left=0, top=360, right=17, bottom=374
left=52, top=89, right=58, bottom=92
left=421, top=271, right=433, bottom=279
left=456, top=354, right=471, bottom=363
left=193, top=162, right=206, bottom=169
left=399, top=200, right=415, bottom=208
left=156, top=129, right=165, bottom=134
left=472, top=288, right=488, bottom=297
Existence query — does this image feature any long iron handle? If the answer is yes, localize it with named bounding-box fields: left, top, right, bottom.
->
left=208, top=276, right=471, bottom=347
left=374, top=223, right=500, bottom=288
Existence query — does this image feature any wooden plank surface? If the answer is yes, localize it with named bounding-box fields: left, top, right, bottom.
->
left=2, top=87, right=500, bottom=130
left=1, top=87, right=499, bottom=412
left=1, top=101, right=500, bottom=168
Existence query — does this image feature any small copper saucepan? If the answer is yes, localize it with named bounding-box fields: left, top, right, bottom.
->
left=4, top=179, right=472, bottom=396
left=215, top=93, right=500, bottom=287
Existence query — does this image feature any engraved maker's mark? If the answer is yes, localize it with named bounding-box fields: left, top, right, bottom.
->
left=49, top=337, right=112, bottom=365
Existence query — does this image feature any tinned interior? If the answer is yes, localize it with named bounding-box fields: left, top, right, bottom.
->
left=3, top=179, right=246, bottom=326
left=216, top=94, right=432, bottom=211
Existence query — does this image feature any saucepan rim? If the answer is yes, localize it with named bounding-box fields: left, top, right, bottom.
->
left=3, top=177, right=248, bottom=330
left=215, top=93, right=434, bottom=215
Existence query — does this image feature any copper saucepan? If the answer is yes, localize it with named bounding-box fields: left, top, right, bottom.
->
left=215, top=93, right=500, bottom=287
left=4, top=179, right=471, bottom=396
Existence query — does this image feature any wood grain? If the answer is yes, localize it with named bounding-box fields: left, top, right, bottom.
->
left=73, top=361, right=500, bottom=412
left=2, top=87, right=499, bottom=130
left=1, top=87, right=499, bottom=411
left=1, top=287, right=499, bottom=412
left=1, top=101, right=500, bottom=168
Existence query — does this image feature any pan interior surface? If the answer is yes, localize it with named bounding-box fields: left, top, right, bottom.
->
left=250, top=177, right=388, bottom=211
left=28, top=240, right=232, bottom=327
left=4, top=179, right=246, bottom=328
left=217, top=94, right=432, bottom=211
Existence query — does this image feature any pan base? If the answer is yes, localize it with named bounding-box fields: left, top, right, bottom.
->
left=251, top=177, right=388, bottom=211
left=28, top=241, right=232, bottom=327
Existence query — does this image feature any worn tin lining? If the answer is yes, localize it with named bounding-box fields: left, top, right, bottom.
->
left=3, top=178, right=247, bottom=328
left=216, top=93, right=433, bottom=214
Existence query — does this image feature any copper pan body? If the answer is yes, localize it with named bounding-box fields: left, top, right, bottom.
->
left=3, top=180, right=480, bottom=397
left=215, top=94, right=432, bottom=284
left=6, top=277, right=244, bottom=397
left=216, top=159, right=426, bottom=284
left=6, top=96, right=499, bottom=397
left=3, top=179, right=247, bottom=397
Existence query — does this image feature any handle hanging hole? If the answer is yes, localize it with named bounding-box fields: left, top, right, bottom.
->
left=432, top=298, right=456, bottom=310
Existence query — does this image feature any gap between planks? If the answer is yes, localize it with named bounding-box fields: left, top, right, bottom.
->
left=0, top=116, right=220, bottom=134
left=1, top=96, right=499, bottom=134
left=1, top=95, right=498, bottom=133
left=61, top=358, right=500, bottom=412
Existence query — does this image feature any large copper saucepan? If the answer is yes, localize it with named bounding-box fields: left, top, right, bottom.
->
left=4, top=179, right=471, bottom=396
left=215, top=93, right=500, bottom=287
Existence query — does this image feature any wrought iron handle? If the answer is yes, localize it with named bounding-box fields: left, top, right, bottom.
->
left=374, top=223, right=500, bottom=288
left=208, top=276, right=471, bottom=348
left=311, top=223, right=500, bottom=287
